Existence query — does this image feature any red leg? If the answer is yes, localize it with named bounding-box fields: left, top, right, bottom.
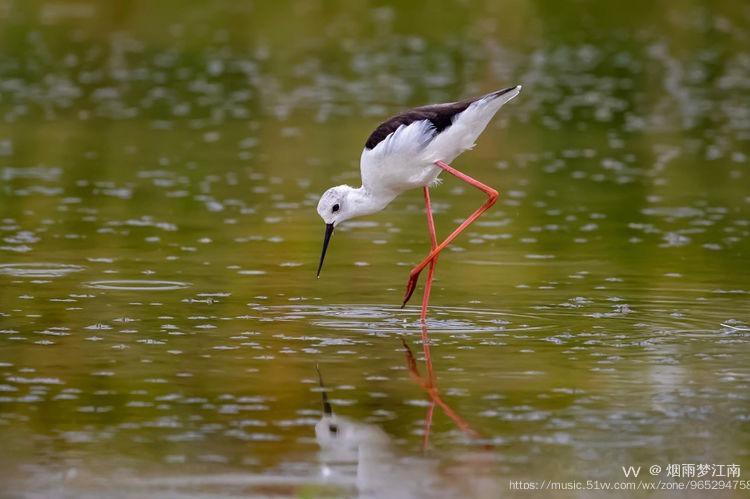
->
left=402, top=160, right=499, bottom=307
left=421, top=186, right=438, bottom=322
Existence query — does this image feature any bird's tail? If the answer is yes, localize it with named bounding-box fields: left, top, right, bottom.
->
left=480, top=85, right=523, bottom=111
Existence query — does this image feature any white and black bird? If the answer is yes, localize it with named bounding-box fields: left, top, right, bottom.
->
left=316, top=86, right=522, bottom=320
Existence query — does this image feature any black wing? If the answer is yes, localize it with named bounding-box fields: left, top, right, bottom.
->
left=364, top=87, right=516, bottom=150
left=364, top=101, right=470, bottom=150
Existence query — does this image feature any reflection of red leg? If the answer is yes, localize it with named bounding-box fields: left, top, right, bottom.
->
left=420, top=323, right=435, bottom=450
left=421, top=187, right=438, bottom=322
left=403, top=160, right=499, bottom=307
left=420, top=323, right=434, bottom=385
left=422, top=401, right=435, bottom=451
left=423, top=325, right=477, bottom=437
left=402, top=330, right=480, bottom=444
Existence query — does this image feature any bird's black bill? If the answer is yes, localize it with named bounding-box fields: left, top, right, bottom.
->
left=316, top=223, right=334, bottom=278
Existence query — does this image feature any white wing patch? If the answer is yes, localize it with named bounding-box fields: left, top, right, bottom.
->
left=360, top=119, right=439, bottom=190
left=373, top=119, right=436, bottom=158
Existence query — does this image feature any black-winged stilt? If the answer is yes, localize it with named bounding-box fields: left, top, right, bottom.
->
left=316, top=86, right=522, bottom=320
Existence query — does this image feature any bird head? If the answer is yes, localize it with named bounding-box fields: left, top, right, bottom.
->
left=315, top=184, right=357, bottom=277
left=316, top=185, right=355, bottom=226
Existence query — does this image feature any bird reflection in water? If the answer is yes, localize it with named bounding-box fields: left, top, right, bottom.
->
left=315, top=325, right=490, bottom=498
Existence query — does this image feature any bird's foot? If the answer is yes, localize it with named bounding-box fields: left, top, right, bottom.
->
left=401, top=270, right=421, bottom=308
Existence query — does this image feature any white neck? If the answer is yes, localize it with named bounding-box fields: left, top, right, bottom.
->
left=346, top=186, right=397, bottom=220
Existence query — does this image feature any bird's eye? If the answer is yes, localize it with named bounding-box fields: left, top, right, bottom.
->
left=332, top=204, right=340, bottom=213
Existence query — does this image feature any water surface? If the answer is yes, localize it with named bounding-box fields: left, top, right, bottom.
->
left=0, top=1, right=749, bottom=497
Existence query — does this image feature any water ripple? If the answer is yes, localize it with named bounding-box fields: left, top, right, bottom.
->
left=84, top=280, right=191, bottom=291
left=259, top=304, right=554, bottom=334
left=0, top=262, right=86, bottom=278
